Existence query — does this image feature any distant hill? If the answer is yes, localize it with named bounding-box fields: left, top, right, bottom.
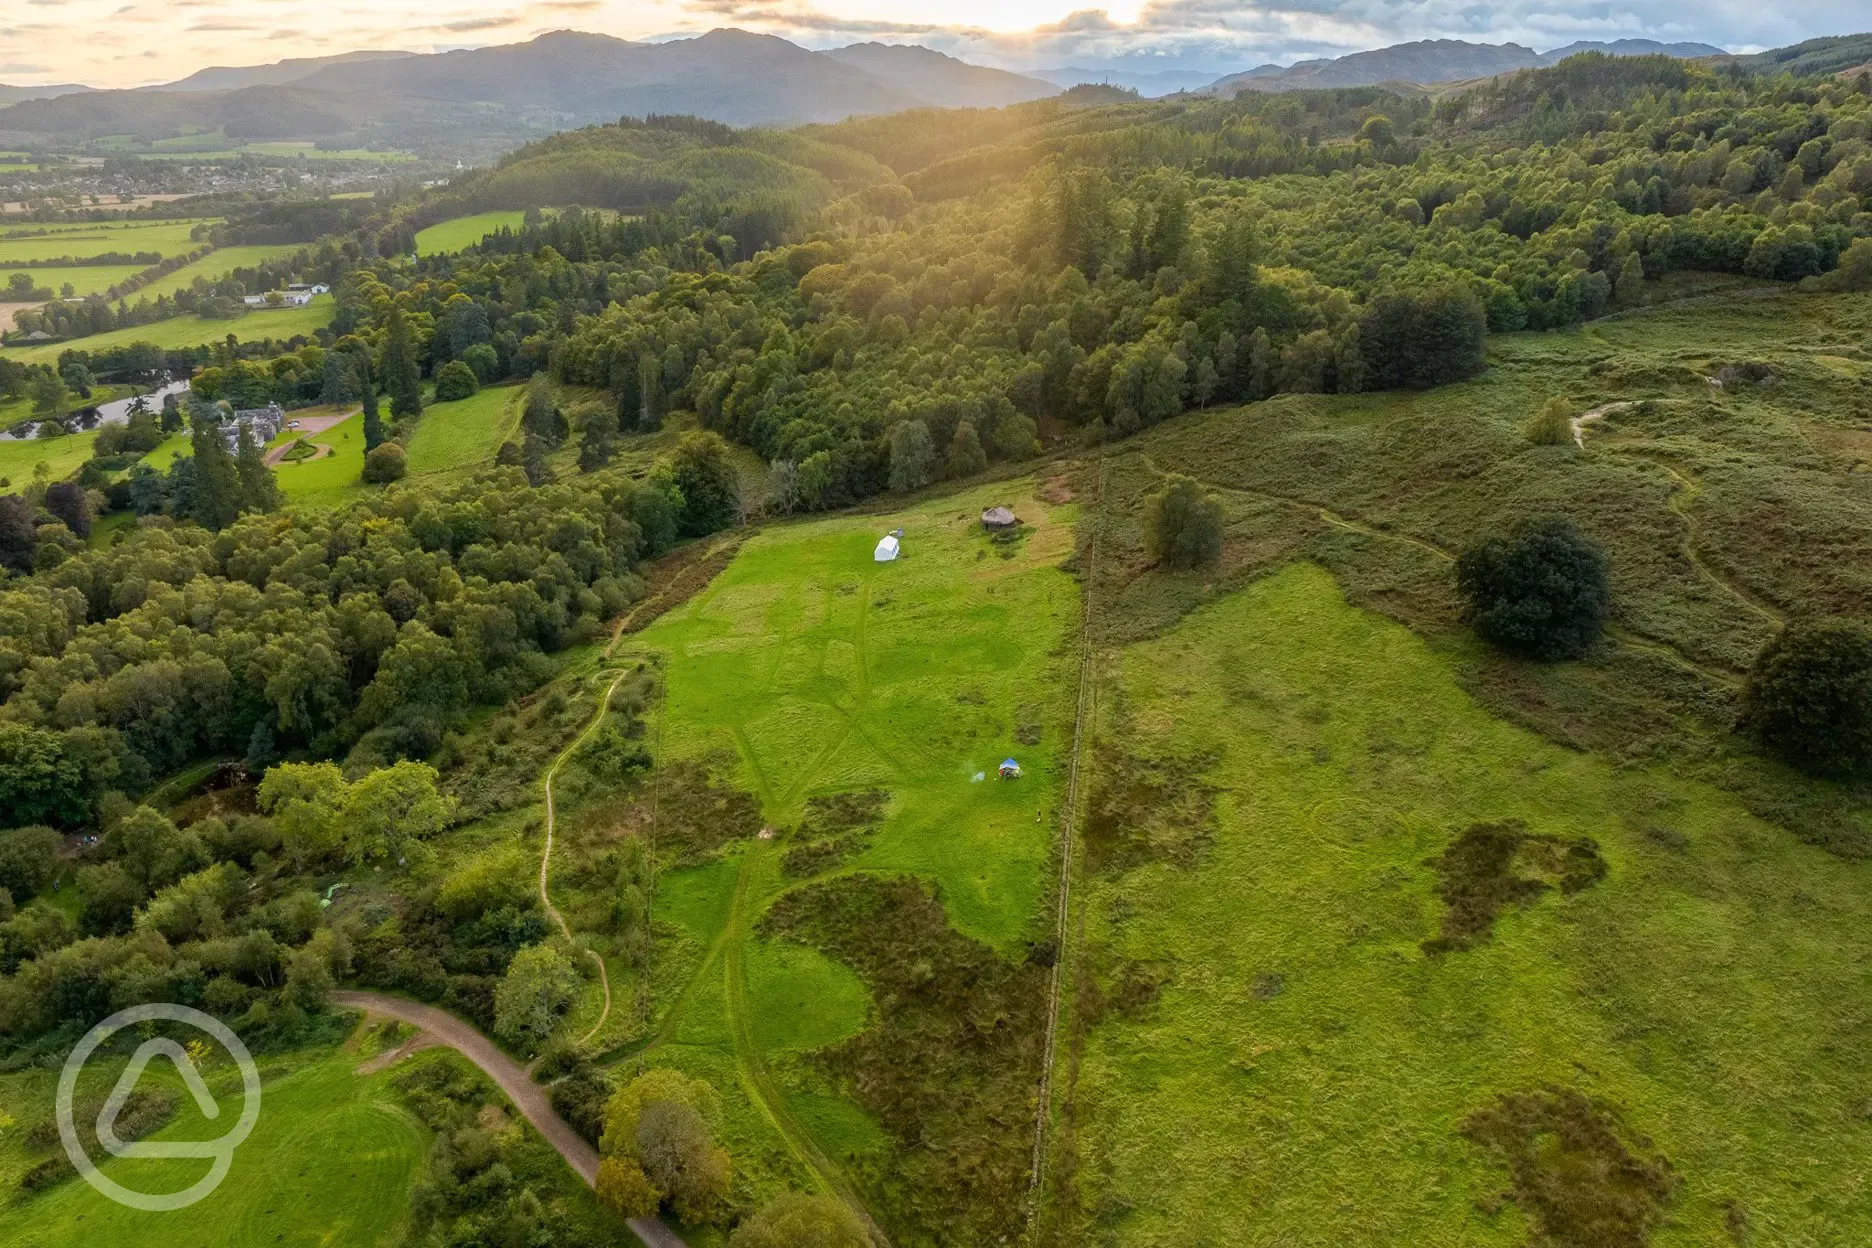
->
left=824, top=44, right=1056, bottom=108
left=0, top=29, right=1058, bottom=148
left=0, top=83, right=91, bottom=108
left=1032, top=66, right=1222, bottom=98
left=1724, top=33, right=1872, bottom=77
left=1537, top=39, right=1725, bottom=65
left=1201, top=37, right=1727, bottom=95
left=148, top=50, right=416, bottom=94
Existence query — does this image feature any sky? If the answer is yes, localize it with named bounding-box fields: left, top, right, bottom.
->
left=1, top=0, right=1865, bottom=87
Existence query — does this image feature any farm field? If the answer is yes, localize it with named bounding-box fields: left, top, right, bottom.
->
left=415, top=211, right=529, bottom=255
left=568, top=480, right=1080, bottom=1235
left=1048, top=563, right=1872, bottom=1245
left=404, top=384, right=523, bottom=477
left=0, top=219, right=211, bottom=263
left=133, top=244, right=303, bottom=300
left=0, top=429, right=102, bottom=484
left=0, top=263, right=146, bottom=297
left=0, top=296, right=331, bottom=364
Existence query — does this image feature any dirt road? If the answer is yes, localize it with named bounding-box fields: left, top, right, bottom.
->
left=332, top=991, right=688, bottom=1248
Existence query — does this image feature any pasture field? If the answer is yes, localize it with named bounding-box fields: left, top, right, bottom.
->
left=404, top=384, right=524, bottom=477
left=0, top=219, right=211, bottom=264
left=0, top=429, right=101, bottom=484
left=415, top=211, right=529, bottom=256
left=0, top=1023, right=613, bottom=1248
left=1046, top=563, right=1872, bottom=1246
left=0, top=264, right=146, bottom=297
left=134, top=244, right=305, bottom=300
left=0, top=297, right=331, bottom=364
left=0, top=1042, right=424, bottom=1248
left=556, top=480, right=1080, bottom=1235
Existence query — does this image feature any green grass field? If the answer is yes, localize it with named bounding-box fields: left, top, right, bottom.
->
left=0, top=1044, right=424, bottom=1248
left=272, top=410, right=368, bottom=508
left=0, top=297, right=331, bottom=365
left=415, top=212, right=529, bottom=256
left=0, top=220, right=211, bottom=264
left=0, top=429, right=101, bottom=485
left=574, top=480, right=1079, bottom=1223
left=133, top=245, right=305, bottom=301
left=1054, top=562, right=1872, bottom=1245
left=1, top=264, right=147, bottom=297
left=404, top=384, right=523, bottom=477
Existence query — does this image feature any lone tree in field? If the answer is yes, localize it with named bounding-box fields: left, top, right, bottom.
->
left=1740, top=618, right=1872, bottom=778
left=1455, top=515, right=1610, bottom=660
left=1144, top=474, right=1224, bottom=569
left=433, top=360, right=479, bottom=402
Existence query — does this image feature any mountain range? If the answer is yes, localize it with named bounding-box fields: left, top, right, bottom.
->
left=1200, top=37, right=1726, bottom=96
left=0, top=30, right=1055, bottom=148
left=0, top=29, right=1827, bottom=152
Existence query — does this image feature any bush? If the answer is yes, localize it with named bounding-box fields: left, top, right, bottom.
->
left=1455, top=515, right=1610, bottom=660
left=433, top=360, right=480, bottom=403
left=361, top=443, right=407, bottom=484
left=1740, top=619, right=1872, bottom=778
left=730, top=1192, right=871, bottom=1248
left=1143, top=473, right=1224, bottom=569
left=461, top=343, right=500, bottom=383
left=1524, top=397, right=1574, bottom=446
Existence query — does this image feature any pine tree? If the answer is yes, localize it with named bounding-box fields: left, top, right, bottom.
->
left=356, top=355, right=384, bottom=451
left=186, top=410, right=242, bottom=531
left=380, top=306, right=423, bottom=420
left=235, top=426, right=280, bottom=514
left=522, top=429, right=551, bottom=487
left=1247, top=328, right=1274, bottom=400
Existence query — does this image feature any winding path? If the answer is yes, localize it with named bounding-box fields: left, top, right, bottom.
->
left=332, top=991, right=688, bottom=1248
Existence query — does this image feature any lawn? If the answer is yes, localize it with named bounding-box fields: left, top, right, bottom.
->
left=584, top=479, right=1081, bottom=1229
left=1051, top=562, right=1872, bottom=1246
left=0, top=297, right=331, bottom=365
left=415, top=211, right=529, bottom=256
left=404, top=384, right=523, bottom=477
left=0, top=428, right=101, bottom=485
left=271, top=409, right=368, bottom=508
left=0, top=1044, right=424, bottom=1248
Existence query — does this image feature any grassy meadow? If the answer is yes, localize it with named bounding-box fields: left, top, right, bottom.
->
left=0, top=1040, right=423, bottom=1247
left=1048, top=563, right=1872, bottom=1246
left=0, top=297, right=331, bottom=364
left=0, top=264, right=147, bottom=297
left=0, top=220, right=211, bottom=264
left=553, top=480, right=1080, bottom=1233
left=404, top=384, right=524, bottom=478
left=415, top=212, right=529, bottom=256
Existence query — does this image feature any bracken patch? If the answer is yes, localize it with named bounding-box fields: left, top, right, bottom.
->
left=1082, top=743, right=1220, bottom=872
left=1424, top=820, right=1606, bottom=954
left=1463, top=1086, right=1678, bottom=1248
left=760, top=873, right=1046, bottom=1247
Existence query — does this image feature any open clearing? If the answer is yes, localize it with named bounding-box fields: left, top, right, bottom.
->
left=572, top=480, right=1079, bottom=1232
left=405, top=384, right=524, bottom=478
left=0, top=297, right=331, bottom=364
left=415, top=211, right=529, bottom=256
left=270, top=409, right=368, bottom=507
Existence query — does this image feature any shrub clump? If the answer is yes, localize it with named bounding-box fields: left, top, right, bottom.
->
left=730, top=1191, right=871, bottom=1248
left=1143, top=473, right=1224, bottom=570
left=1739, top=618, right=1872, bottom=779
left=361, top=441, right=408, bottom=483
left=434, top=360, right=480, bottom=402
left=1456, top=515, right=1610, bottom=660
left=1524, top=397, right=1575, bottom=446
